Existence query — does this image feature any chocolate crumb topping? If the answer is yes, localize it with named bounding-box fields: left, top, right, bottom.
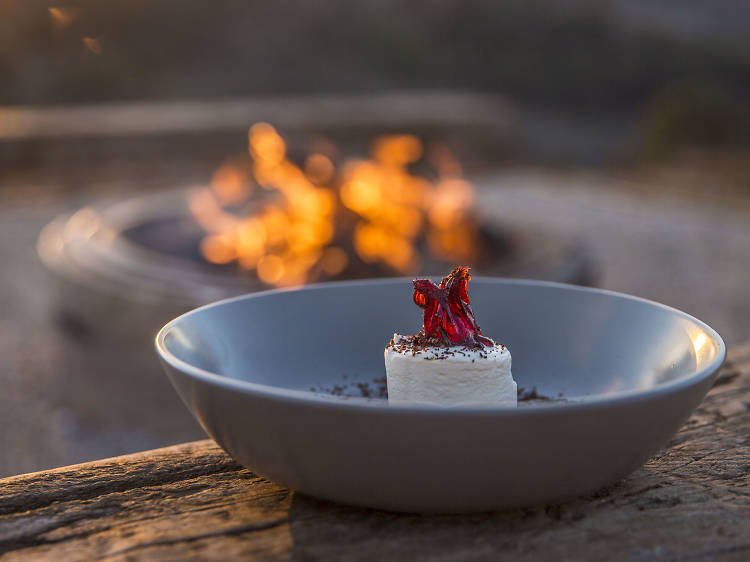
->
left=385, top=329, right=502, bottom=361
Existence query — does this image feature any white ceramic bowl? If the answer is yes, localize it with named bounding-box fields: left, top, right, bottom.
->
left=156, top=278, right=725, bottom=513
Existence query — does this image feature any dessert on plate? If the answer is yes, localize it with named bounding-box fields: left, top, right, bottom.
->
left=384, top=266, right=516, bottom=406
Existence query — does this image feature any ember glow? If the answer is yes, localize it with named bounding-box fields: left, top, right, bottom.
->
left=189, top=123, right=479, bottom=287
left=82, top=37, right=102, bottom=54
left=48, top=7, right=78, bottom=29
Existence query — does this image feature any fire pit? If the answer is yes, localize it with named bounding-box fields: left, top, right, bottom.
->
left=39, top=124, right=594, bottom=309
left=39, top=189, right=593, bottom=314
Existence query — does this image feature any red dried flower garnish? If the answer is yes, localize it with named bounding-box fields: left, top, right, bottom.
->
left=412, top=266, right=492, bottom=347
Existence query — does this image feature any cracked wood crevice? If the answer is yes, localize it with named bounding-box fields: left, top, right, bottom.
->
left=0, top=343, right=748, bottom=561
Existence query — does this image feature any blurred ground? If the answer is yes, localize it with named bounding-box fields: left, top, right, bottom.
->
left=0, top=199, right=203, bottom=477
left=2, top=154, right=750, bottom=476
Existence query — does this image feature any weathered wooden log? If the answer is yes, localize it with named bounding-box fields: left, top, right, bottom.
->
left=1, top=343, right=748, bottom=561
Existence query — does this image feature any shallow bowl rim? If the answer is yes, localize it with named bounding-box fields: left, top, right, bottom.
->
left=155, top=277, right=726, bottom=416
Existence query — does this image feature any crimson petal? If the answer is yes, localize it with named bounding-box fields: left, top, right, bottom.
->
left=412, top=266, right=491, bottom=347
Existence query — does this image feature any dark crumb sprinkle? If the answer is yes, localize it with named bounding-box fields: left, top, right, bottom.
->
left=356, top=381, right=372, bottom=398
left=372, top=377, right=388, bottom=398
left=517, top=386, right=565, bottom=402
left=310, top=376, right=388, bottom=400
left=386, top=329, right=501, bottom=361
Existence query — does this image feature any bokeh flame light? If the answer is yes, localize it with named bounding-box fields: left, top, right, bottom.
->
left=189, top=123, right=479, bottom=287
left=48, top=7, right=79, bottom=29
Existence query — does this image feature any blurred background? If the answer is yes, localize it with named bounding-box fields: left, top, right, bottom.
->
left=2, top=0, right=750, bottom=477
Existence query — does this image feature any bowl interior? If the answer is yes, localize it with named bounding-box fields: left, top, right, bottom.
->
left=160, top=279, right=723, bottom=403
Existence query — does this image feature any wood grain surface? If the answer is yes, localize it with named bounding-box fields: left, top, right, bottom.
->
left=1, top=343, right=748, bottom=561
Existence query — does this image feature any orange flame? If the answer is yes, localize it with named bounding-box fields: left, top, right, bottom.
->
left=82, top=37, right=102, bottom=54
left=189, top=124, right=478, bottom=287
left=48, top=7, right=78, bottom=29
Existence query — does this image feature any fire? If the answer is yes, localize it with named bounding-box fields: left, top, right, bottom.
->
left=82, top=37, right=102, bottom=54
left=189, top=123, right=479, bottom=287
left=48, top=7, right=78, bottom=29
